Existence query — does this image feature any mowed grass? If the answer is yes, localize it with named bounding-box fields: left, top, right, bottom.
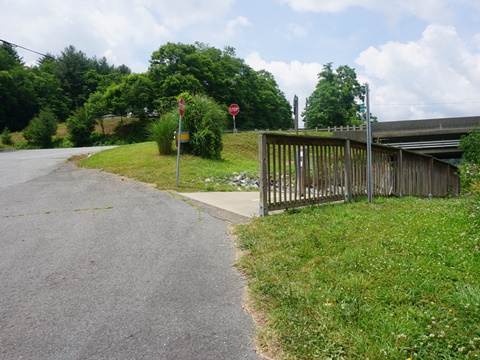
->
left=235, top=195, right=480, bottom=359
left=78, top=132, right=261, bottom=191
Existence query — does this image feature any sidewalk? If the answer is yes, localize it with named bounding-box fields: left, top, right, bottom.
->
left=177, top=191, right=260, bottom=223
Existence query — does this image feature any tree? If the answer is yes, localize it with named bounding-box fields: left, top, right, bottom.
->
left=85, top=91, right=108, bottom=135
left=306, top=63, right=365, bottom=128
left=148, top=42, right=292, bottom=130
left=66, top=107, right=96, bottom=146
left=54, top=45, right=92, bottom=111
left=460, top=127, right=480, bottom=164
left=23, top=109, right=58, bottom=148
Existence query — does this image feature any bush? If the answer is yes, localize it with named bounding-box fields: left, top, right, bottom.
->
left=66, top=108, right=96, bottom=146
left=180, top=93, right=227, bottom=159
left=459, top=163, right=480, bottom=193
left=1, top=127, right=13, bottom=146
left=460, top=127, right=480, bottom=165
left=23, top=109, right=58, bottom=148
left=148, top=113, right=178, bottom=155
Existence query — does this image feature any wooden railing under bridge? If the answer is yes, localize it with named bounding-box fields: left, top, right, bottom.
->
left=259, top=133, right=460, bottom=216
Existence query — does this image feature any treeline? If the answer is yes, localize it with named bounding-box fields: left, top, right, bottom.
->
left=0, top=41, right=292, bottom=133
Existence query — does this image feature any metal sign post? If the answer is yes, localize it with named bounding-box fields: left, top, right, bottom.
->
left=365, top=83, right=373, bottom=203
left=294, top=95, right=299, bottom=134
left=176, top=98, right=185, bottom=187
left=229, top=104, right=240, bottom=133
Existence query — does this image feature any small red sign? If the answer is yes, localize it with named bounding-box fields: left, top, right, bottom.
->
left=229, top=104, right=240, bottom=116
left=179, top=98, right=185, bottom=116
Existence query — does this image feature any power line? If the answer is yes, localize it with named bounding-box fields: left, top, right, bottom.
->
left=0, top=38, right=51, bottom=59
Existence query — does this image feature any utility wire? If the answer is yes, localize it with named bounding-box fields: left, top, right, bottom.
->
left=0, top=38, right=51, bottom=59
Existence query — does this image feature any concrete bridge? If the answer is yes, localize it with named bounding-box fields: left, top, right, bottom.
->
left=332, top=116, right=480, bottom=159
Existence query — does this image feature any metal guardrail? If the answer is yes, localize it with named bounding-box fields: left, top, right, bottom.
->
left=388, top=139, right=460, bottom=150
left=259, top=134, right=460, bottom=216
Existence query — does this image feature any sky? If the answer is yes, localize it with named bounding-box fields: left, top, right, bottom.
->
left=2, top=0, right=480, bottom=122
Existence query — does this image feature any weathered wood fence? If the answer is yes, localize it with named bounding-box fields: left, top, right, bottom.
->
left=259, top=134, right=460, bottom=216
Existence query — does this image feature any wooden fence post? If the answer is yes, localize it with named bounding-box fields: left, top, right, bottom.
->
left=398, top=150, right=404, bottom=197
left=344, top=139, right=352, bottom=202
left=429, top=158, right=434, bottom=197
left=259, top=134, right=268, bottom=216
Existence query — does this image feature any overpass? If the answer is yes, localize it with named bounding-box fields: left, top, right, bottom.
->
left=332, top=116, right=480, bottom=159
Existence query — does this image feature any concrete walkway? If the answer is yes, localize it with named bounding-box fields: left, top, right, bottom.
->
left=178, top=192, right=260, bottom=221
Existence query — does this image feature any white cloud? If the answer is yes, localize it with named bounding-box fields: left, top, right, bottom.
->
left=1, top=0, right=236, bottom=72
left=356, top=24, right=480, bottom=120
left=281, top=0, right=455, bottom=23
left=245, top=52, right=323, bottom=107
left=225, top=16, right=252, bottom=38
left=286, top=23, right=309, bottom=39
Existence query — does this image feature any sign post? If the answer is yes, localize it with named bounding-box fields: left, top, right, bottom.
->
left=176, top=98, right=185, bottom=187
left=293, top=95, right=299, bottom=134
left=229, top=104, right=240, bottom=133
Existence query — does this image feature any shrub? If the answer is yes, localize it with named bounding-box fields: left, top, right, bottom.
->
left=148, top=113, right=178, bottom=155
left=23, top=109, right=58, bottom=148
left=180, top=93, right=227, bottom=159
left=459, top=127, right=480, bottom=165
left=1, top=127, right=13, bottom=146
left=66, top=108, right=96, bottom=146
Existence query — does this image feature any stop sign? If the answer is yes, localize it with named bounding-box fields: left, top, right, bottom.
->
left=229, top=104, right=240, bottom=116
left=179, top=98, right=185, bottom=116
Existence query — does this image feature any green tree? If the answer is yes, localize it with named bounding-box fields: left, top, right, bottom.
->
left=148, top=42, right=291, bottom=130
left=23, top=109, right=58, bottom=148
left=307, top=63, right=365, bottom=128
left=85, top=91, right=109, bottom=135
left=460, top=127, right=480, bottom=164
left=54, top=45, right=93, bottom=111
left=66, top=107, right=96, bottom=146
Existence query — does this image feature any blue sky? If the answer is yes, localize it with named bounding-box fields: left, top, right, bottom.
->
left=2, top=0, right=480, bottom=121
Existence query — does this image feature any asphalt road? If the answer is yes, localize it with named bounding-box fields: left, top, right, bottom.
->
left=0, top=148, right=258, bottom=359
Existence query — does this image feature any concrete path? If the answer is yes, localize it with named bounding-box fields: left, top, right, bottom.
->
left=178, top=192, right=260, bottom=220
left=0, top=148, right=258, bottom=359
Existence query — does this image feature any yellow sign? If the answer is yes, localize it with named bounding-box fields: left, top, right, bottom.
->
left=175, top=132, right=190, bottom=143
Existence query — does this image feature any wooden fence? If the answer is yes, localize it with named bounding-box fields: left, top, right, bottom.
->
left=259, top=133, right=460, bottom=216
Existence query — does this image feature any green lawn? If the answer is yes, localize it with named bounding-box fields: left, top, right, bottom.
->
left=235, top=195, right=480, bottom=359
left=78, top=132, right=260, bottom=192
left=79, top=131, right=480, bottom=359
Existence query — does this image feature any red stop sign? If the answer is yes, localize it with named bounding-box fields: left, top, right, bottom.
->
left=179, top=98, right=185, bottom=116
left=229, top=104, right=240, bottom=116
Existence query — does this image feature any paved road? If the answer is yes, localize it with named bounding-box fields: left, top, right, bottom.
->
left=0, top=148, right=258, bottom=359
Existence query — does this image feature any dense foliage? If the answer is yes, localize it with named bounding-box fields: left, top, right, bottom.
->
left=459, top=127, right=480, bottom=165
left=66, top=107, right=96, bottom=146
left=306, top=63, right=366, bottom=128
left=149, top=42, right=292, bottom=131
left=1, top=40, right=292, bottom=137
left=0, top=42, right=130, bottom=132
left=23, top=109, right=58, bottom=147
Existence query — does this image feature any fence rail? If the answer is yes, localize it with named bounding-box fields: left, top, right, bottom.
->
left=259, top=134, right=460, bottom=216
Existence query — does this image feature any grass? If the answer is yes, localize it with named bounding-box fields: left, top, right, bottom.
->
left=78, top=132, right=261, bottom=192
left=235, top=195, right=480, bottom=359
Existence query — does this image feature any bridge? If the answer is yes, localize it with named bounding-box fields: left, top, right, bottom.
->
left=331, top=116, right=480, bottom=159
